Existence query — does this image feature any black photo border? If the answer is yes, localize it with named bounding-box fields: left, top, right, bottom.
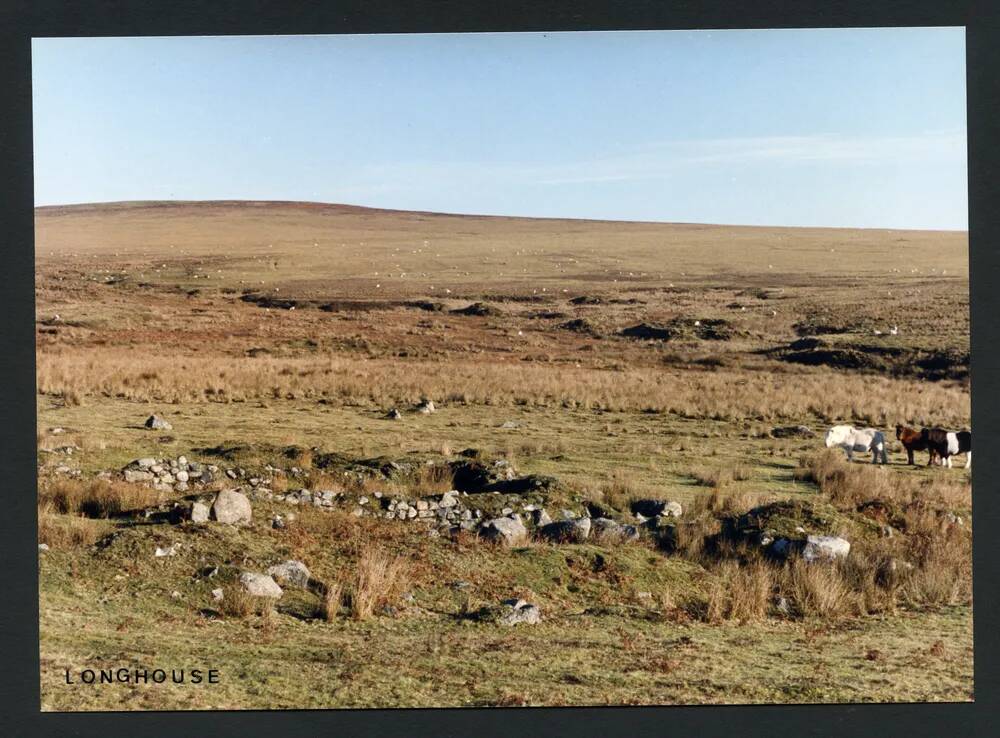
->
left=2, top=1, right=997, bottom=736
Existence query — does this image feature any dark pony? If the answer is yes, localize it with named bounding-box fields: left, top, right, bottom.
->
left=895, top=424, right=929, bottom=465
left=920, top=427, right=972, bottom=469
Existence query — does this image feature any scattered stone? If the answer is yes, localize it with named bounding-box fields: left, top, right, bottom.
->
left=38, top=543, right=49, bottom=552
left=211, top=489, right=252, bottom=525
left=124, top=469, right=154, bottom=483
left=500, top=420, right=519, bottom=429
left=266, top=560, right=311, bottom=588
left=189, top=501, right=210, bottom=523
left=479, top=515, right=529, bottom=547
left=271, top=515, right=286, bottom=529
left=591, top=517, right=640, bottom=543
left=154, top=544, right=179, bottom=557
left=539, top=517, right=591, bottom=543
left=531, top=508, right=553, bottom=527
left=211, top=588, right=224, bottom=602
left=416, top=399, right=436, bottom=414
left=497, top=599, right=541, bottom=626
left=136, top=457, right=156, bottom=469
left=144, top=414, right=172, bottom=431
left=386, top=408, right=403, bottom=420
left=175, top=470, right=189, bottom=483
left=239, top=572, right=283, bottom=599
left=170, top=590, right=182, bottom=599
left=802, top=535, right=851, bottom=563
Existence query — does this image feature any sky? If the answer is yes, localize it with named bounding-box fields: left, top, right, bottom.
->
left=32, top=29, right=968, bottom=229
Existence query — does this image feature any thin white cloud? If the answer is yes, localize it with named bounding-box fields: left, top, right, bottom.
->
left=532, top=129, right=966, bottom=185
left=311, top=129, right=966, bottom=204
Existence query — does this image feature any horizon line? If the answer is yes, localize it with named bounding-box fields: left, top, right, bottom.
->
left=32, top=198, right=970, bottom=233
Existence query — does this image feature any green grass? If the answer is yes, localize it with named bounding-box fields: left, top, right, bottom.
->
left=39, top=530, right=973, bottom=710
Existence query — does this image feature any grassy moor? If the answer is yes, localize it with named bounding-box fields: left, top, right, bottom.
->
left=35, top=201, right=971, bottom=709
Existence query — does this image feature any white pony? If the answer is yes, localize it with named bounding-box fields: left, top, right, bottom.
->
left=825, top=425, right=888, bottom=464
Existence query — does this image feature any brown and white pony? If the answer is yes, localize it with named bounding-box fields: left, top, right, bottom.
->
left=920, top=427, right=972, bottom=469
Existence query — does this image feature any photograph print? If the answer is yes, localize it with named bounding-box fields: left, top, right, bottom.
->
left=33, top=28, right=971, bottom=710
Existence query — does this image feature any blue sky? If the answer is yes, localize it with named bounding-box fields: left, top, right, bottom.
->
left=32, top=29, right=967, bottom=229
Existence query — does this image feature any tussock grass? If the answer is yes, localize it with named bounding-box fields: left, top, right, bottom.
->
left=349, top=547, right=409, bottom=621
left=706, top=560, right=772, bottom=622
left=38, top=478, right=168, bottom=518
left=37, top=348, right=970, bottom=426
left=783, top=559, right=857, bottom=619
left=220, top=586, right=259, bottom=619
left=319, top=581, right=345, bottom=622
left=37, top=503, right=109, bottom=548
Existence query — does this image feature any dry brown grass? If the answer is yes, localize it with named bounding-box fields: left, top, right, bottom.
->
left=666, top=451, right=971, bottom=622
left=319, top=581, right=344, bottom=622
left=900, top=520, right=972, bottom=607
left=692, top=466, right=729, bottom=489
left=38, top=478, right=168, bottom=518
left=220, top=586, right=267, bottom=619
left=259, top=603, right=279, bottom=637
left=37, top=503, right=109, bottom=548
left=706, top=560, right=773, bottom=622
left=349, top=546, right=409, bottom=620
left=36, top=347, right=970, bottom=426
left=783, top=559, right=857, bottom=619
left=797, top=450, right=970, bottom=512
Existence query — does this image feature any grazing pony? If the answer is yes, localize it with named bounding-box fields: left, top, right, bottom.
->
left=895, top=424, right=929, bottom=466
left=920, top=427, right=972, bottom=469
left=825, top=425, right=888, bottom=464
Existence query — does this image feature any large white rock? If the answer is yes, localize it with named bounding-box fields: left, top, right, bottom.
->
left=803, top=535, right=851, bottom=563
left=479, top=515, right=528, bottom=546
left=211, top=489, right=252, bottom=525
left=266, top=560, right=311, bottom=588
left=239, top=572, right=283, bottom=599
